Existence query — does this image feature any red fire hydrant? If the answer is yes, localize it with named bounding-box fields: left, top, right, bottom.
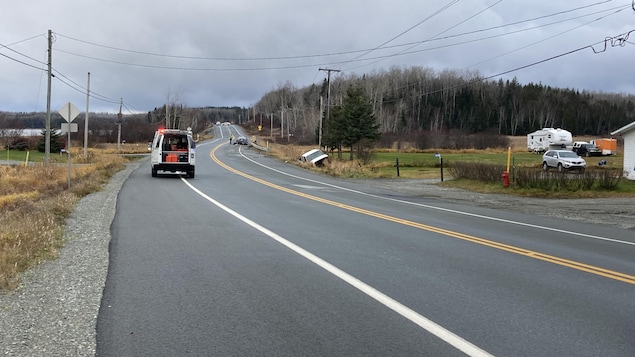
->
left=502, top=171, right=510, bottom=187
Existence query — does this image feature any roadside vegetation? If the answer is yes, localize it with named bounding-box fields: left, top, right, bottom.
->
left=0, top=144, right=145, bottom=291
left=264, top=140, right=635, bottom=198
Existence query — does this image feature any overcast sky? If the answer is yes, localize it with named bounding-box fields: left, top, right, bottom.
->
left=1, top=0, right=634, bottom=114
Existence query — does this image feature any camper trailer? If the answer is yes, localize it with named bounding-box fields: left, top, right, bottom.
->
left=527, top=128, right=573, bottom=153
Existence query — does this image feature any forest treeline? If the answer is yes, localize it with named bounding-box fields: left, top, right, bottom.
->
left=254, top=66, right=635, bottom=145
left=3, top=65, right=635, bottom=149
left=0, top=106, right=248, bottom=149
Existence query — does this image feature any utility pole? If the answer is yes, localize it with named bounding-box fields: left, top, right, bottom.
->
left=117, top=98, right=123, bottom=151
left=319, top=96, right=323, bottom=148
left=318, top=68, right=340, bottom=150
left=45, top=29, right=52, bottom=164
left=165, top=104, right=170, bottom=129
left=84, top=72, right=90, bottom=158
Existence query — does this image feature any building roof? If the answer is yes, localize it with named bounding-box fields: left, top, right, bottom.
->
left=611, top=121, right=635, bottom=135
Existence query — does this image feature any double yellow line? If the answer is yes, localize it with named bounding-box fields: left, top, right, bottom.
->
left=211, top=144, right=635, bottom=285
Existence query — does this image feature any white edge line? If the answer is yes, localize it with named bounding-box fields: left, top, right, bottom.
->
left=237, top=149, right=635, bottom=247
left=181, top=177, right=494, bottom=357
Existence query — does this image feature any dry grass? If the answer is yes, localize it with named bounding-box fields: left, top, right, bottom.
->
left=0, top=151, right=127, bottom=291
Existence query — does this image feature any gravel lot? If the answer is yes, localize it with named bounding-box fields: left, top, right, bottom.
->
left=1, top=161, right=633, bottom=356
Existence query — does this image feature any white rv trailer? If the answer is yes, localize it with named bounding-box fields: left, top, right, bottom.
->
left=527, top=128, right=573, bottom=153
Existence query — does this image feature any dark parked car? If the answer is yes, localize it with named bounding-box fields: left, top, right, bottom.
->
left=233, top=136, right=249, bottom=145
left=572, top=143, right=602, bottom=157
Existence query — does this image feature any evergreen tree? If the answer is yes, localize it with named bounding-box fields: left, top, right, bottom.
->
left=337, top=84, right=380, bottom=160
left=322, top=104, right=344, bottom=155
left=36, top=129, right=65, bottom=153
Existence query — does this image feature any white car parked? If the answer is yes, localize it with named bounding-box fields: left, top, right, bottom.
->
left=542, top=150, right=586, bottom=172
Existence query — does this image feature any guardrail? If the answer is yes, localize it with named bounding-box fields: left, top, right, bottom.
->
left=249, top=141, right=269, bottom=152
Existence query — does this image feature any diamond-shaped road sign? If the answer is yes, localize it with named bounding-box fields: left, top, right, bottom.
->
left=58, top=102, right=80, bottom=122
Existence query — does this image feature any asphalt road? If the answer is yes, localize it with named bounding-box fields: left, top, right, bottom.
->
left=96, top=126, right=635, bottom=356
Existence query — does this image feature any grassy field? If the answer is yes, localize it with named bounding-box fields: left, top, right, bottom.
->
left=0, top=145, right=146, bottom=291
left=369, top=150, right=625, bottom=178
left=1, top=142, right=150, bottom=164
left=265, top=142, right=635, bottom=196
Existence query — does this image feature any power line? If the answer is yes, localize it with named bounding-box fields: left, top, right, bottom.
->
left=51, top=2, right=623, bottom=66
left=1, top=33, right=47, bottom=47
left=466, top=5, right=630, bottom=69
left=344, top=0, right=459, bottom=65
left=346, top=0, right=500, bottom=71
left=0, top=51, right=46, bottom=71
left=0, top=40, right=48, bottom=71
left=380, top=29, right=635, bottom=105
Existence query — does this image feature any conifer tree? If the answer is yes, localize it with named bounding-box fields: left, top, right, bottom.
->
left=333, top=84, right=381, bottom=160
left=37, top=129, right=65, bottom=153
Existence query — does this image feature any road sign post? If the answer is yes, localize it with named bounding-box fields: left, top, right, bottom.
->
left=59, top=102, right=80, bottom=188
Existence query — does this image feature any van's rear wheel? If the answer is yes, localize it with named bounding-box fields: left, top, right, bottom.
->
left=188, top=169, right=195, bottom=178
left=151, top=166, right=157, bottom=177
left=542, top=162, right=549, bottom=171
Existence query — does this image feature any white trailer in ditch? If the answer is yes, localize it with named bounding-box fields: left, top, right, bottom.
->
left=527, top=128, right=573, bottom=153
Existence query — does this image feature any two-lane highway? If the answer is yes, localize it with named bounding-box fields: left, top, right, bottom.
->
left=97, top=125, right=635, bottom=356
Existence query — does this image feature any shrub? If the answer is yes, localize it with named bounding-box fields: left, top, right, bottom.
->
left=594, top=168, right=622, bottom=189
left=512, top=167, right=621, bottom=191
left=447, top=161, right=506, bottom=182
left=449, top=162, right=622, bottom=192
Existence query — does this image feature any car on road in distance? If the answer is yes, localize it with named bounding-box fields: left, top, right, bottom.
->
left=233, top=136, right=249, bottom=145
left=542, top=150, right=586, bottom=172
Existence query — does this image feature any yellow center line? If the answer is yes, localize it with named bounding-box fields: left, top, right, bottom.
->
left=210, top=144, right=635, bottom=285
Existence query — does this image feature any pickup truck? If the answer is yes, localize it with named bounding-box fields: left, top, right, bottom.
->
left=571, top=142, right=602, bottom=157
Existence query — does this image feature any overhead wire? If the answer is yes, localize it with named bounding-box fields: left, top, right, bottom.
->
left=342, top=0, right=460, bottom=66
left=50, top=2, right=618, bottom=65
left=0, top=40, right=47, bottom=71
left=0, top=51, right=46, bottom=71
left=51, top=68, right=120, bottom=104
left=48, top=2, right=625, bottom=74
left=0, top=35, right=130, bottom=110
left=379, top=29, right=635, bottom=105
left=2, top=3, right=630, bottom=111
left=345, top=0, right=501, bottom=71
left=466, top=5, right=630, bottom=69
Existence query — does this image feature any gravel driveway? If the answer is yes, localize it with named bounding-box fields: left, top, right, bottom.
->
left=1, top=162, right=633, bottom=356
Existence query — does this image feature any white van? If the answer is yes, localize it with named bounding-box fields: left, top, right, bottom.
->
left=150, top=128, right=196, bottom=178
left=300, top=149, right=328, bottom=166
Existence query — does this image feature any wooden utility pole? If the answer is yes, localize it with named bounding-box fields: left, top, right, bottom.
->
left=319, top=96, right=323, bottom=148
left=84, top=72, right=90, bottom=158
left=117, top=98, right=123, bottom=151
left=45, top=29, right=52, bottom=164
left=318, top=68, right=340, bottom=149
